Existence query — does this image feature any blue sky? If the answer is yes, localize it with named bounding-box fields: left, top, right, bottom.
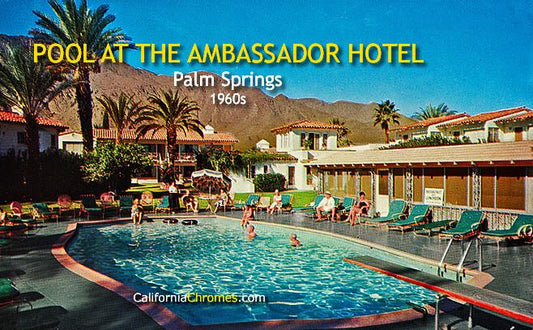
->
left=2, top=0, right=533, bottom=115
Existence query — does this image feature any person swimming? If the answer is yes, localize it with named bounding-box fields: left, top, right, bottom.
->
left=246, top=224, right=257, bottom=239
left=290, top=233, right=302, bottom=247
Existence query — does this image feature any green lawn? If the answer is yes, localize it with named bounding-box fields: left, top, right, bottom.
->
left=233, top=190, right=317, bottom=208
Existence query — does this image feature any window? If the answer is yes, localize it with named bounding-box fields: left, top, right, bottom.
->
left=514, top=127, right=524, bottom=142
left=453, top=131, right=461, bottom=138
left=263, top=165, right=268, bottom=174
left=413, top=168, right=423, bottom=202
left=50, top=134, right=57, bottom=148
left=480, top=168, right=495, bottom=208
left=488, top=127, right=499, bottom=142
left=378, top=171, right=388, bottom=195
left=326, top=170, right=335, bottom=192
left=300, top=133, right=306, bottom=148
left=288, top=166, right=295, bottom=186
left=17, top=132, right=26, bottom=144
left=496, top=167, right=525, bottom=210
left=336, top=171, right=345, bottom=195
left=360, top=170, right=372, bottom=200
left=393, top=169, right=404, bottom=199
left=403, top=134, right=409, bottom=141
left=322, top=134, right=328, bottom=149
left=346, top=171, right=356, bottom=195
left=306, top=167, right=313, bottom=185
left=430, top=131, right=442, bottom=137
left=445, top=168, right=468, bottom=206
left=424, top=168, right=444, bottom=189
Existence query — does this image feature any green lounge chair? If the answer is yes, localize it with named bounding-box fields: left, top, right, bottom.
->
left=480, top=214, right=533, bottom=242
left=32, top=202, right=59, bottom=223
left=279, top=194, right=293, bottom=212
left=365, top=200, right=407, bottom=226
left=413, top=220, right=456, bottom=236
left=80, top=195, right=104, bottom=220
left=388, top=204, right=430, bottom=232
left=311, top=197, right=340, bottom=220
left=292, top=195, right=324, bottom=213
left=339, top=197, right=356, bottom=213
left=155, top=196, right=171, bottom=214
left=233, top=194, right=260, bottom=210
left=439, top=210, right=483, bottom=240
left=0, top=278, right=20, bottom=308
left=119, top=195, right=133, bottom=216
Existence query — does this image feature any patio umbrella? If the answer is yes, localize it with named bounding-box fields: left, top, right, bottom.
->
left=191, top=169, right=232, bottom=195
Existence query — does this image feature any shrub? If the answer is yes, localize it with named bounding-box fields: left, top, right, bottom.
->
left=253, top=173, right=286, bottom=192
left=82, top=143, right=152, bottom=193
left=382, top=135, right=471, bottom=149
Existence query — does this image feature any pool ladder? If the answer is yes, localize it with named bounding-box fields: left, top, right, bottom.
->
left=438, top=237, right=483, bottom=282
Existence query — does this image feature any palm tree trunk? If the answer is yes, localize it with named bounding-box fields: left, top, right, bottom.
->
left=385, top=128, right=390, bottom=143
left=76, top=67, right=94, bottom=152
left=24, top=115, right=40, bottom=199
left=167, top=128, right=177, bottom=179
left=115, top=130, right=121, bottom=145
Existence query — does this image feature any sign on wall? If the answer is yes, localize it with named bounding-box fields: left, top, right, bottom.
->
left=424, top=188, right=444, bottom=206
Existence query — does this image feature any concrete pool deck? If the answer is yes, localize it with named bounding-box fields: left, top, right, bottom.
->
left=0, top=211, right=532, bottom=329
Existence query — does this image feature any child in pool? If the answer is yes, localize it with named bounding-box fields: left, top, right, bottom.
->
left=246, top=224, right=257, bottom=239
left=131, top=198, right=143, bottom=225
left=240, top=204, right=254, bottom=227
left=290, top=233, right=301, bottom=247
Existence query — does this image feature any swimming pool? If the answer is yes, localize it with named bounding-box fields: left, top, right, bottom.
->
left=68, top=217, right=437, bottom=325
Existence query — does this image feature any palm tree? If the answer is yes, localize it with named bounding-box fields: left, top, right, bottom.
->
left=31, top=0, right=131, bottom=152
left=373, top=100, right=401, bottom=143
left=0, top=44, right=69, bottom=197
left=96, top=93, right=146, bottom=145
left=412, top=103, right=456, bottom=120
left=328, top=117, right=351, bottom=146
left=134, top=89, right=204, bottom=177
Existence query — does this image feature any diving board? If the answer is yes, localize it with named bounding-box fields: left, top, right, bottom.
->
left=344, top=256, right=533, bottom=327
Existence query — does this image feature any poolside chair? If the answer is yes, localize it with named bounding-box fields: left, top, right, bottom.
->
left=155, top=196, right=171, bottom=214
left=32, top=203, right=59, bottom=223
left=278, top=194, right=293, bottom=213
left=310, top=196, right=340, bottom=220
left=480, top=214, right=533, bottom=242
left=233, top=194, right=260, bottom=210
left=365, top=200, right=407, bottom=227
left=57, top=194, right=75, bottom=217
left=119, top=195, right=134, bottom=216
left=413, top=220, right=456, bottom=236
left=9, top=202, right=30, bottom=218
left=256, top=196, right=271, bottom=212
left=79, top=195, right=104, bottom=220
left=387, top=204, right=430, bottom=232
left=0, top=278, right=20, bottom=309
left=439, top=210, right=484, bottom=240
left=100, top=192, right=118, bottom=215
left=336, top=196, right=355, bottom=220
left=292, top=195, right=324, bottom=213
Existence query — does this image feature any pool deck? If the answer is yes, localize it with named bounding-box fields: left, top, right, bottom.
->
left=1, top=211, right=532, bottom=329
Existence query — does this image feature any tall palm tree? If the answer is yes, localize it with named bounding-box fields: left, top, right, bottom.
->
left=96, top=93, right=146, bottom=145
left=134, top=89, right=204, bottom=177
left=412, top=103, right=456, bottom=120
left=328, top=117, right=351, bottom=146
left=31, top=0, right=131, bottom=152
left=373, top=100, right=401, bottom=143
left=0, top=44, right=69, bottom=197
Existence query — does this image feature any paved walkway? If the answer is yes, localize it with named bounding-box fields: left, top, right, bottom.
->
left=1, top=211, right=531, bottom=329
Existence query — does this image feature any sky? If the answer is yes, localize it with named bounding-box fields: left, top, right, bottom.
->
left=1, top=0, right=533, bottom=116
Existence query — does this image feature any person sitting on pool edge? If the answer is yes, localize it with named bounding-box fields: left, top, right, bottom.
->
left=246, top=224, right=257, bottom=239
left=182, top=190, right=198, bottom=213
left=267, top=189, right=283, bottom=214
left=241, top=204, right=254, bottom=227
left=345, top=191, right=371, bottom=226
left=131, top=198, right=143, bottom=225
left=213, top=188, right=228, bottom=213
left=315, top=191, right=336, bottom=222
left=290, top=233, right=301, bottom=247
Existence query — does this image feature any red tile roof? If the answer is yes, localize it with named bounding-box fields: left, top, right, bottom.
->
left=391, top=113, right=469, bottom=132
left=271, top=120, right=343, bottom=133
left=0, top=111, right=68, bottom=129
left=93, top=128, right=239, bottom=144
left=495, top=111, right=533, bottom=124
left=438, top=107, right=530, bottom=128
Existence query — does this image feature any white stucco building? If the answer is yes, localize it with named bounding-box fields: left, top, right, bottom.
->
left=0, top=111, right=67, bottom=157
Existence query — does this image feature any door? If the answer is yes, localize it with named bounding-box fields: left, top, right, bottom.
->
left=288, top=166, right=295, bottom=186
left=515, top=127, right=524, bottom=141
left=376, top=170, right=390, bottom=215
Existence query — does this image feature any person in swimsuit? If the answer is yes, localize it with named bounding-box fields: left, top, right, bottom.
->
left=246, top=224, right=257, bottom=239
left=290, top=233, right=301, bottom=247
left=346, top=192, right=370, bottom=226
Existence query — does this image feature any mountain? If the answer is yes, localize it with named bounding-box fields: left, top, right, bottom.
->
left=0, top=34, right=413, bottom=150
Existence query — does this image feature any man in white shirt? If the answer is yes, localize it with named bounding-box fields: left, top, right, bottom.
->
left=316, top=191, right=336, bottom=222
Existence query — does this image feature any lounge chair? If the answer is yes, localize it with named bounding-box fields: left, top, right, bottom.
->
left=279, top=194, right=293, bottom=213
left=439, top=210, right=484, bottom=240
left=119, top=195, right=133, bottom=216
left=413, top=220, right=456, bottom=236
left=256, top=196, right=271, bottom=212
left=57, top=194, right=75, bottom=217
left=233, top=194, right=260, bottom=210
left=387, top=204, right=430, bottom=232
left=32, top=203, right=59, bottom=223
left=9, top=202, right=30, bottom=218
left=310, top=197, right=340, bottom=220
left=155, top=196, right=171, bottom=214
left=141, top=191, right=154, bottom=212
left=365, top=200, right=407, bottom=226
left=293, top=195, right=324, bottom=213
left=79, top=195, right=104, bottom=220
left=480, top=214, right=533, bottom=242
left=336, top=196, right=355, bottom=219
left=0, top=278, right=20, bottom=309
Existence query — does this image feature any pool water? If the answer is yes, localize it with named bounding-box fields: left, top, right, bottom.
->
left=68, top=218, right=437, bottom=325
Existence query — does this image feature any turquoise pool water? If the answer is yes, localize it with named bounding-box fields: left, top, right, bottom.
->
left=68, top=218, right=437, bottom=325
